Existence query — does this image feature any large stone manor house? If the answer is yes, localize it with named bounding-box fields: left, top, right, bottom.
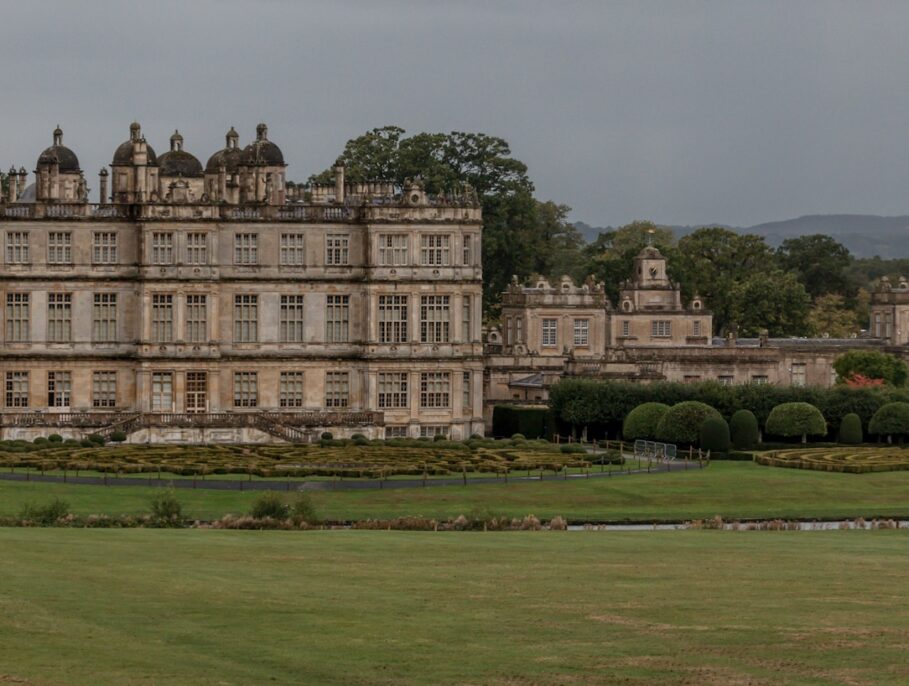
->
left=0, top=124, right=483, bottom=442
left=1, top=124, right=906, bottom=442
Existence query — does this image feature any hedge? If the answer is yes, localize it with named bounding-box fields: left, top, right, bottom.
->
left=700, top=417, right=730, bottom=454
left=622, top=402, right=670, bottom=441
left=655, top=401, right=722, bottom=445
left=548, top=379, right=902, bottom=440
left=837, top=413, right=863, bottom=445
left=729, top=409, right=759, bottom=450
left=492, top=405, right=555, bottom=440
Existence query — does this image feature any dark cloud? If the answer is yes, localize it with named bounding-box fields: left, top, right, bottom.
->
left=2, top=0, right=908, bottom=227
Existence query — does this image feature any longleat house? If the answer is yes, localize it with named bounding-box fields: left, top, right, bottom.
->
left=0, top=124, right=905, bottom=442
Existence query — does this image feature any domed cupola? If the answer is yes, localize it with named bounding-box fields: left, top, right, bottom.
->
left=112, top=121, right=158, bottom=166
left=36, top=126, right=81, bottom=173
left=242, top=123, right=285, bottom=166
left=158, top=130, right=203, bottom=178
left=205, top=126, right=244, bottom=174
left=110, top=122, right=159, bottom=203
left=34, top=126, right=87, bottom=202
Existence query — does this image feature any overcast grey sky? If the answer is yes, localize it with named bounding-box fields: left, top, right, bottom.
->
left=1, top=0, right=908, bottom=227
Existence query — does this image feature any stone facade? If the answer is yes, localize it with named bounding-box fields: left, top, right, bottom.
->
left=484, top=246, right=893, bottom=426
left=1, top=125, right=484, bottom=442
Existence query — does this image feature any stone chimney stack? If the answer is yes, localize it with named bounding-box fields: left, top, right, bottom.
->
left=99, top=168, right=109, bottom=205
left=334, top=161, right=345, bottom=204
left=7, top=166, right=18, bottom=202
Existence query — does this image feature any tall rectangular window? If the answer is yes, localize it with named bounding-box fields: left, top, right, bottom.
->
left=378, top=372, right=408, bottom=408
left=621, top=320, right=630, bottom=337
left=280, top=233, right=305, bottom=266
left=233, top=372, right=258, bottom=407
left=186, top=233, right=208, bottom=265
left=280, top=295, right=305, bottom=342
left=233, top=294, right=258, bottom=343
left=151, top=294, right=174, bottom=343
left=378, top=295, right=408, bottom=343
left=6, top=231, right=29, bottom=264
left=151, top=372, right=173, bottom=411
left=516, top=317, right=523, bottom=343
left=651, top=320, right=672, bottom=338
left=151, top=232, right=174, bottom=265
left=541, top=318, right=558, bottom=347
left=5, top=371, right=28, bottom=408
left=186, top=372, right=207, bottom=413
left=185, top=294, right=207, bottom=343
left=47, top=293, right=72, bottom=342
left=325, top=295, right=350, bottom=343
left=462, top=296, right=472, bottom=342
left=324, top=371, right=350, bottom=408
left=92, top=371, right=117, bottom=408
left=420, top=372, right=450, bottom=408
left=462, top=371, right=472, bottom=410
left=378, top=234, right=408, bottom=266
left=693, top=320, right=702, bottom=337
left=92, top=293, right=117, bottom=343
left=325, top=234, right=349, bottom=266
left=463, top=235, right=472, bottom=265
left=5, top=293, right=29, bottom=342
left=420, top=295, right=450, bottom=343
left=420, top=234, right=450, bottom=266
left=791, top=363, right=807, bottom=387
left=92, top=232, right=117, bottom=265
left=573, top=319, right=589, bottom=346
left=47, top=232, right=72, bottom=264
left=279, top=371, right=305, bottom=408
left=47, top=371, right=71, bottom=408
left=234, top=233, right=258, bottom=265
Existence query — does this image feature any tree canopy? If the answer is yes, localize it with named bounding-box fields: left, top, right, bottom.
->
left=834, top=350, right=908, bottom=387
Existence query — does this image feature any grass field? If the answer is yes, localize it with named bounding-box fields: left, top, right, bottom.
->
left=0, top=528, right=906, bottom=685
left=1, top=461, right=908, bottom=522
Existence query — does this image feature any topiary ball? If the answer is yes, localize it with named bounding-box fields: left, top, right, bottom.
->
left=622, top=403, right=670, bottom=441
left=655, top=401, right=722, bottom=445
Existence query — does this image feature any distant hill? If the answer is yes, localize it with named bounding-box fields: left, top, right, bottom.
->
left=574, top=214, right=909, bottom=258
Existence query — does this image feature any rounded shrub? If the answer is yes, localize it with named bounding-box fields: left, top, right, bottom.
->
left=511, top=433, right=526, bottom=441
left=655, top=401, right=722, bottom=445
left=250, top=493, right=290, bottom=520
left=88, top=434, right=105, bottom=446
left=433, top=434, right=447, bottom=442
left=109, top=431, right=127, bottom=443
left=868, top=402, right=909, bottom=442
left=560, top=443, right=588, bottom=454
left=79, top=439, right=94, bottom=448
left=622, top=403, right=670, bottom=441
left=320, top=432, right=333, bottom=440
left=765, top=402, right=827, bottom=443
left=699, top=417, right=730, bottom=454
left=837, top=413, right=863, bottom=445
left=729, top=409, right=760, bottom=450
left=33, top=437, right=48, bottom=445
left=350, top=433, right=366, bottom=440
left=48, top=434, right=63, bottom=444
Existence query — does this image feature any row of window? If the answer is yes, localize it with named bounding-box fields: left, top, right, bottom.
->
left=3, top=293, right=473, bottom=345
left=682, top=366, right=805, bottom=386
left=4, top=370, right=473, bottom=410
left=505, top=318, right=706, bottom=347
left=4, top=231, right=477, bottom=268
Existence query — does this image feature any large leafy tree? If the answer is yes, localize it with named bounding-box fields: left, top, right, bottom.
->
left=777, top=234, right=855, bottom=301
left=309, top=126, right=554, bottom=313
left=833, top=350, right=908, bottom=386
left=807, top=294, right=860, bottom=338
left=728, top=270, right=812, bottom=337
left=672, top=228, right=776, bottom=334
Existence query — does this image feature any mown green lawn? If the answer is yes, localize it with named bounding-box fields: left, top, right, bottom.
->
left=1, top=461, right=908, bottom=522
left=0, top=528, right=906, bottom=685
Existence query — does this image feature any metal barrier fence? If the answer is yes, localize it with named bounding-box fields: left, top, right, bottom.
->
left=634, top=439, right=678, bottom=461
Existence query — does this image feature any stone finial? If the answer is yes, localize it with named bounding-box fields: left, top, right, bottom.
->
left=256, top=123, right=268, bottom=141
left=129, top=121, right=141, bottom=141
left=53, top=125, right=63, bottom=146
left=226, top=126, right=239, bottom=149
left=170, top=129, right=183, bottom=152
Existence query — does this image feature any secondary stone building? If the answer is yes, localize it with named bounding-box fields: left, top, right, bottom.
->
left=1, top=124, right=484, bottom=442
